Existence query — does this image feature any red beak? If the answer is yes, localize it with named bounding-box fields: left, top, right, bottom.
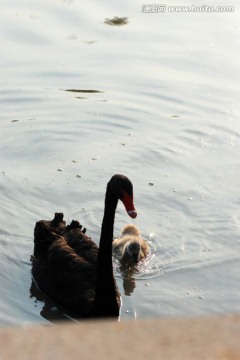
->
left=122, top=192, right=137, bottom=219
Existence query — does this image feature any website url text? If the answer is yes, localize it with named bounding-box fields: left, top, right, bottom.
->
left=141, top=4, right=235, bottom=13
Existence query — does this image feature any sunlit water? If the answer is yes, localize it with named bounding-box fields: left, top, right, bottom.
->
left=0, top=0, right=240, bottom=326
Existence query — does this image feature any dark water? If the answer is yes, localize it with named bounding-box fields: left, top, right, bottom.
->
left=0, top=0, right=240, bottom=326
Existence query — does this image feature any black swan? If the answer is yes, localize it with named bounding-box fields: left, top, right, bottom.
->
left=113, top=224, right=149, bottom=265
left=32, top=174, right=137, bottom=318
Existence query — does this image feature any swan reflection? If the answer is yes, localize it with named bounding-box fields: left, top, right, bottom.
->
left=30, top=280, right=78, bottom=324
left=121, top=267, right=137, bottom=296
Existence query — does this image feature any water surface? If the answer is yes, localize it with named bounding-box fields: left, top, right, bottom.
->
left=0, top=0, right=240, bottom=326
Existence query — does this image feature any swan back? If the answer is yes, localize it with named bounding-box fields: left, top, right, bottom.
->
left=32, top=213, right=99, bottom=316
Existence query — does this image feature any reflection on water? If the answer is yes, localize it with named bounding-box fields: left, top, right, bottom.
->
left=116, top=258, right=154, bottom=296
left=114, top=262, right=140, bottom=296
left=64, top=89, right=104, bottom=93
left=30, top=281, right=79, bottom=324
left=63, top=89, right=105, bottom=101
left=104, top=17, right=128, bottom=26
left=122, top=270, right=136, bottom=296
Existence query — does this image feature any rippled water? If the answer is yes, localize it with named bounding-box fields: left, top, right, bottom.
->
left=1, top=0, right=240, bottom=326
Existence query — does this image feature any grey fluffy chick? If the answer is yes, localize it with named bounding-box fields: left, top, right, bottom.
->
left=113, top=224, right=149, bottom=265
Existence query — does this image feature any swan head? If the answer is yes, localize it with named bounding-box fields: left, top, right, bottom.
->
left=109, top=174, right=137, bottom=219
left=125, top=241, right=141, bottom=263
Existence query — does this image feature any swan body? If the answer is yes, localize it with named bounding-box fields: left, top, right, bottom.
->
left=32, top=174, right=137, bottom=318
left=113, top=224, right=149, bottom=265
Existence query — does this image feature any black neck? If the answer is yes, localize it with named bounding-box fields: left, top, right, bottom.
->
left=92, top=184, right=120, bottom=317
